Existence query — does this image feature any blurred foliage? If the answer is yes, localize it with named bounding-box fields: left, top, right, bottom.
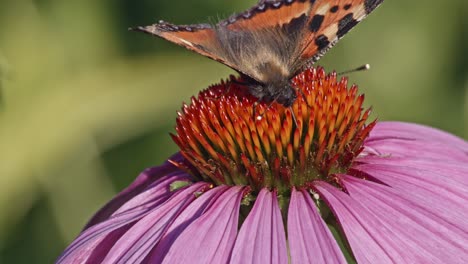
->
left=0, top=0, right=466, bottom=262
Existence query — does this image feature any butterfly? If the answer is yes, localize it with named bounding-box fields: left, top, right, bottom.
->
left=132, top=0, right=384, bottom=107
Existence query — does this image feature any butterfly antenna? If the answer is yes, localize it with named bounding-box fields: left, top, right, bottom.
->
left=289, top=107, right=298, bottom=127
left=254, top=100, right=275, bottom=121
left=337, top=64, right=370, bottom=76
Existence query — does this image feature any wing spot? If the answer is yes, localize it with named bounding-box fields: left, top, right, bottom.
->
left=337, top=13, right=358, bottom=38
left=344, top=4, right=352, bottom=10
left=272, top=2, right=282, bottom=8
left=180, top=39, right=194, bottom=47
left=257, top=4, right=266, bottom=11
left=364, top=0, right=384, bottom=14
left=284, top=14, right=308, bottom=34
left=315, top=35, right=330, bottom=50
left=242, top=12, right=253, bottom=19
left=309, top=15, right=325, bottom=32
left=330, top=5, right=339, bottom=13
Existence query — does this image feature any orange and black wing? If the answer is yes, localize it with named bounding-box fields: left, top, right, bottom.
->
left=294, top=0, right=385, bottom=71
left=131, top=22, right=235, bottom=68
left=132, top=0, right=384, bottom=80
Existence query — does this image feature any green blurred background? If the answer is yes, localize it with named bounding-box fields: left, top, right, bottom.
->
left=0, top=0, right=466, bottom=262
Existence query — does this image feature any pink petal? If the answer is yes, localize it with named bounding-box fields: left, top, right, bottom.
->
left=353, top=163, right=468, bottom=224
left=101, top=182, right=209, bottom=263
left=367, top=121, right=468, bottom=153
left=84, top=224, right=134, bottom=263
left=316, top=177, right=468, bottom=263
left=56, top=178, right=199, bottom=263
left=288, top=188, right=347, bottom=264
left=341, top=175, right=468, bottom=246
left=161, top=186, right=245, bottom=264
left=85, top=154, right=190, bottom=228
left=230, top=188, right=288, bottom=264
left=147, top=185, right=231, bottom=262
left=356, top=156, right=468, bottom=185
left=315, top=181, right=418, bottom=263
left=362, top=137, right=468, bottom=162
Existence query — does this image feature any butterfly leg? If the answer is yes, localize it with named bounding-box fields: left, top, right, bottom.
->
left=252, top=101, right=259, bottom=120
left=295, top=86, right=312, bottom=108
left=289, top=107, right=298, bottom=128
left=253, top=100, right=276, bottom=121
left=254, top=100, right=298, bottom=128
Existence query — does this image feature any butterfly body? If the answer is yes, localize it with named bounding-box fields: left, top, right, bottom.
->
left=133, top=0, right=384, bottom=106
left=244, top=76, right=297, bottom=107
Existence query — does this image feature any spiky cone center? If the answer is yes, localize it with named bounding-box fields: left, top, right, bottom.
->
left=171, top=67, right=375, bottom=195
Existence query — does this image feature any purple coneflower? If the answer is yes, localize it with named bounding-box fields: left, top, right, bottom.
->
left=57, top=67, right=468, bottom=263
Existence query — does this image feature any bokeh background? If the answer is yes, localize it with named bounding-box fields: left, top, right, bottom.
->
left=0, top=0, right=466, bottom=262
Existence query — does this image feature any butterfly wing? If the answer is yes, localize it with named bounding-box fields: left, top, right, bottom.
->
left=216, top=0, right=384, bottom=80
left=132, top=1, right=315, bottom=83
left=291, top=0, right=385, bottom=74
left=131, top=22, right=241, bottom=70
left=132, top=0, right=384, bottom=82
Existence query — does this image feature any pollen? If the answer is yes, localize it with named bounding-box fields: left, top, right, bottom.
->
left=171, top=67, right=375, bottom=193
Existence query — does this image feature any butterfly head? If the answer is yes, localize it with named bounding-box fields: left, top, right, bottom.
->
left=269, top=81, right=297, bottom=107
left=247, top=80, right=297, bottom=107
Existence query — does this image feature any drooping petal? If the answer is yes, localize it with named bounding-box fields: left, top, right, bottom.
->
left=288, top=188, right=347, bottom=264
left=340, top=175, right=468, bottom=256
left=367, top=122, right=468, bottom=153
left=230, top=188, right=288, bottom=264
left=353, top=162, right=468, bottom=224
left=100, top=182, right=210, bottom=263
left=316, top=177, right=468, bottom=263
left=315, top=181, right=416, bottom=263
left=85, top=154, right=190, bottom=228
left=362, top=136, right=468, bottom=162
left=161, top=186, right=245, bottom=264
left=357, top=156, right=468, bottom=185
left=84, top=225, right=134, bottom=263
left=147, top=185, right=231, bottom=262
left=56, top=179, right=202, bottom=263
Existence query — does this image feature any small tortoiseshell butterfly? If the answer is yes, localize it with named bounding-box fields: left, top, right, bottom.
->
left=132, top=0, right=384, bottom=107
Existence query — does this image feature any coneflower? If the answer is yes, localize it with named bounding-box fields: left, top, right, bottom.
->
left=57, top=67, right=468, bottom=263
